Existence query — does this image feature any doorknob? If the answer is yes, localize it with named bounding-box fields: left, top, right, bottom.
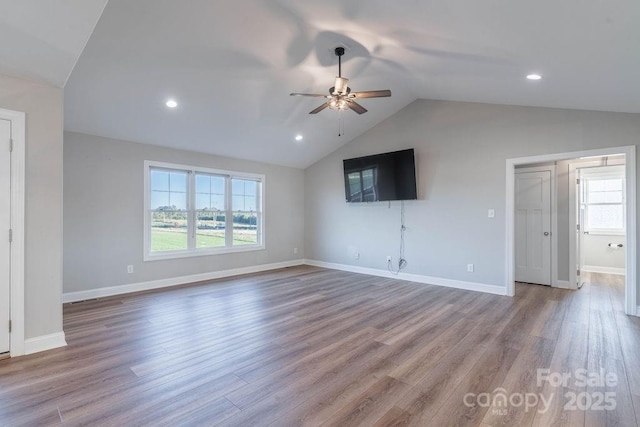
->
left=543, top=232, right=550, bottom=236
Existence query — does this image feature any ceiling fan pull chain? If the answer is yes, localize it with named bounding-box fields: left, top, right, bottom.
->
left=338, top=110, right=345, bottom=137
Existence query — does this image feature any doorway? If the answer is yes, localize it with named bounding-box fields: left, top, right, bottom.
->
left=506, top=146, right=637, bottom=316
left=571, top=161, right=626, bottom=287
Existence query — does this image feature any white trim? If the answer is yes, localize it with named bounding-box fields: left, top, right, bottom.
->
left=568, top=162, right=579, bottom=289
left=143, top=160, right=266, bottom=262
left=581, top=265, right=626, bottom=276
left=304, top=260, right=507, bottom=296
left=514, top=165, right=557, bottom=287
left=637, top=306, right=640, bottom=316
left=555, top=280, right=571, bottom=289
left=24, top=332, right=67, bottom=355
left=0, top=108, right=26, bottom=357
left=506, top=145, right=636, bottom=316
left=145, top=245, right=266, bottom=262
left=63, top=260, right=304, bottom=303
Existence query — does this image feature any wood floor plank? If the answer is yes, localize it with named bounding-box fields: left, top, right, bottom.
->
left=0, top=266, right=637, bottom=426
left=319, top=375, right=411, bottom=427
left=268, top=357, right=399, bottom=426
left=372, top=405, right=414, bottom=427
left=480, top=335, right=556, bottom=426
left=531, top=320, right=589, bottom=426
left=393, top=325, right=496, bottom=419
left=419, top=343, right=521, bottom=426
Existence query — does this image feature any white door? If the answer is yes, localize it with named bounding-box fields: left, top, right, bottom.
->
left=0, top=119, right=10, bottom=354
left=515, top=170, right=552, bottom=285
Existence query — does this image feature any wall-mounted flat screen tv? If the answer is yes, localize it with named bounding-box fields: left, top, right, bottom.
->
left=343, top=148, right=417, bottom=202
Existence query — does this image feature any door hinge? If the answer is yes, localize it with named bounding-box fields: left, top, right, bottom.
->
left=8, top=320, right=11, bottom=333
left=577, top=269, right=580, bottom=276
left=8, top=229, right=12, bottom=242
left=576, top=178, right=580, bottom=185
left=577, top=223, right=580, bottom=231
left=9, top=138, right=13, bottom=152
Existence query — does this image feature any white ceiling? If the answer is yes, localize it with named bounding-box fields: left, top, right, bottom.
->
left=12, top=1, right=640, bottom=168
left=0, top=1, right=107, bottom=87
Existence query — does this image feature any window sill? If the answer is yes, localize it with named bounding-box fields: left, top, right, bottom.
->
left=144, top=244, right=265, bottom=262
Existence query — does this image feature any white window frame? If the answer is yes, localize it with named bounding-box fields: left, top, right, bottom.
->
left=144, top=160, right=265, bottom=261
left=581, top=166, right=625, bottom=236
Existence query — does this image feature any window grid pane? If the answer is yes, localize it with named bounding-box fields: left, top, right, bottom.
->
left=587, top=205, right=624, bottom=230
left=150, top=211, right=188, bottom=251
left=232, top=211, right=258, bottom=245
left=196, top=212, right=226, bottom=248
left=150, top=169, right=188, bottom=211
left=585, top=177, right=625, bottom=231
left=196, top=174, right=225, bottom=211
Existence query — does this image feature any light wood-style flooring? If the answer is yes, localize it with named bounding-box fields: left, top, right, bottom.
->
left=0, top=267, right=639, bottom=426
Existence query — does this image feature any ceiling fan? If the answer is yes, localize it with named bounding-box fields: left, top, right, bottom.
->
left=290, top=47, right=391, bottom=115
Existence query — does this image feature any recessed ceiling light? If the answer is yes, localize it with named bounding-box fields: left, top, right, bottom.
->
left=166, top=99, right=178, bottom=108
left=526, top=74, right=542, bottom=81
left=295, top=135, right=303, bottom=141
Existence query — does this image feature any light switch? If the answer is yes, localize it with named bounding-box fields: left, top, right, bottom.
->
left=488, top=209, right=495, bottom=218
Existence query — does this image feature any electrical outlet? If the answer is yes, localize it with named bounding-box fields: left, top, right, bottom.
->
left=293, top=247, right=298, bottom=254
left=387, top=256, right=392, bottom=263
left=127, top=265, right=134, bottom=274
left=467, top=264, right=474, bottom=272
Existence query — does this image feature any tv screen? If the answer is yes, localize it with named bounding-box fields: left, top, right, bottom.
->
left=343, top=149, right=417, bottom=202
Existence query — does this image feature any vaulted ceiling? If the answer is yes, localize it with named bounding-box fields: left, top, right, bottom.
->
left=0, top=1, right=107, bottom=87
left=4, top=1, right=640, bottom=168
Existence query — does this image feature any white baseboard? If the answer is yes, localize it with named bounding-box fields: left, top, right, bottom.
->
left=24, top=332, right=67, bottom=355
left=63, top=259, right=305, bottom=303
left=555, top=280, right=572, bottom=289
left=304, top=259, right=507, bottom=296
left=581, top=265, right=625, bottom=276
left=63, top=257, right=510, bottom=306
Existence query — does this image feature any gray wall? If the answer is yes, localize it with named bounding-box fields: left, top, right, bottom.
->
left=305, top=100, right=640, bottom=300
left=63, top=132, right=304, bottom=293
left=583, top=234, right=625, bottom=270
left=0, top=73, right=63, bottom=339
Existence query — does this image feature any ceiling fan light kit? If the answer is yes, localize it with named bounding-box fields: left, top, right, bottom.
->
left=290, top=46, right=392, bottom=115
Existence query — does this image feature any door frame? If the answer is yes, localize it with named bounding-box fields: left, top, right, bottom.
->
left=0, top=108, right=26, bottom=356
left=514, top=165, right=557, bottom=287
left=569, top=159, right=627, bottom=289
left=506, top=145, right=637, bottom=317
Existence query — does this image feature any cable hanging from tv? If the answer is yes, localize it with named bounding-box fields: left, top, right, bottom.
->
left=388, top=201, right=408, bottom=275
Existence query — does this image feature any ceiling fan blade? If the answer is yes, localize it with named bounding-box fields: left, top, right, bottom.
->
left=352, top=90, right=392, bottom=99
left=347, top=100, right=368, bottom=115
left=309, top=102, right=331, bottom=114
left=290, top=93, right=329, bottom=97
